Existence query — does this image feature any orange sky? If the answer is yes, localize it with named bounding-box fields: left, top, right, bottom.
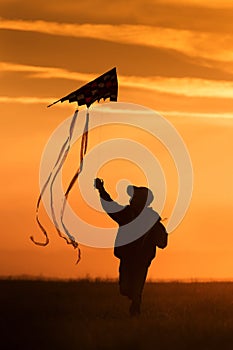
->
left=0, top=0, right=233, bottom=280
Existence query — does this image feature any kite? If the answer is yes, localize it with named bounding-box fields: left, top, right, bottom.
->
left=30, top=68, right=118, bottom=262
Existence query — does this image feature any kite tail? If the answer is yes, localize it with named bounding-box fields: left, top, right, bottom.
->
left=81, top=108, right=89, bottom=160
left=30, top=109, right=79, bottom=247
left=49, top=109, right=79, bottom=241
left=59, top=109, right=90, bottom=263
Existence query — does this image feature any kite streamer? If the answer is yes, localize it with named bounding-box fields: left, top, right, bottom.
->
left=31, top=67, right=118, bottom=262
left=30, top=109, right=79, bottom=248
left=60, top=109, right=89, bottom=263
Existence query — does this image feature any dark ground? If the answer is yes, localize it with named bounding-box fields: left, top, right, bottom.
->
left=0, top=279, right=233, bottom=349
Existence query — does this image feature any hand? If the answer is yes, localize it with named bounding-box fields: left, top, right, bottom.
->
left=94, top=178, right=104, bottom=190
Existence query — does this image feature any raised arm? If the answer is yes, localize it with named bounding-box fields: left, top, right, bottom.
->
left=94, top=178, right=127, bottom=224
left=94, top=178, right=112, bottom=201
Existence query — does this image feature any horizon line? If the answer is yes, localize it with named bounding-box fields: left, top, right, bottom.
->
left=1, top=275, right=233, bottom=283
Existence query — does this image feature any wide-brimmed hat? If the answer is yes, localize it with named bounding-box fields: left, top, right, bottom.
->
left=126, top=185, right=154, bottom=206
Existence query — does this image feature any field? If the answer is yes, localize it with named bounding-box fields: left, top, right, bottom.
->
left=0, top=279, right=233, bottom=350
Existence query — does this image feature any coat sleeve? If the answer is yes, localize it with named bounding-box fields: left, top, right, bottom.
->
left=97, top=186, right=129, bottom=225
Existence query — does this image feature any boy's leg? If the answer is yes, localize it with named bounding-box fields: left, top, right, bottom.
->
left=129, top=264, right=148, bottom=316
left=119, top=260, right=133, bottom=298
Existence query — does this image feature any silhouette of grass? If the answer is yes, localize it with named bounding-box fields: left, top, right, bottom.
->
left=0, top=279, right=233, bottom=349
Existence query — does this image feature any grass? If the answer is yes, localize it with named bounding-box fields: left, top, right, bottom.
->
left=0, top=279, right=233, bottom=349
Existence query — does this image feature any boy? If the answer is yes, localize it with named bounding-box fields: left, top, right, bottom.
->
left=94, top=178, right=163, bottom=316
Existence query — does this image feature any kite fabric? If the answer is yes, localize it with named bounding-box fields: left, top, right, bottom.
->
left=47, top=67, right=118, bottom=108
left=31, top=68, right=118, bottom=263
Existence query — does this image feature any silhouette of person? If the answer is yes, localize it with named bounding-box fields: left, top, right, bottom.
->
left=94, top=178, right=163, bottom=316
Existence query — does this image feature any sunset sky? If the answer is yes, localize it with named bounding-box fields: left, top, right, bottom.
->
left=0, top=0, right=233, bottom=280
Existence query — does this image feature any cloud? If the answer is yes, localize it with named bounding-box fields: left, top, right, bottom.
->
left=91, top=105, right=233, bottom=119
left=160, top=110, right=233, bottom=119
left=1, top=95, right=232, bottom=120
left=2, top=27, right=232, bottom=82
left=121, top=75, right=233, bottom=99
left=156, top=0, right=233, bottom=8
left=0, top=61, right=96, bottom=81
left=1, top=62, right=233, bottom=100
left=0, top=1, right=232, bottom=35
left=1, top=19, right=233, bottom=67
left=0, top=96, right=54, bottom=104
